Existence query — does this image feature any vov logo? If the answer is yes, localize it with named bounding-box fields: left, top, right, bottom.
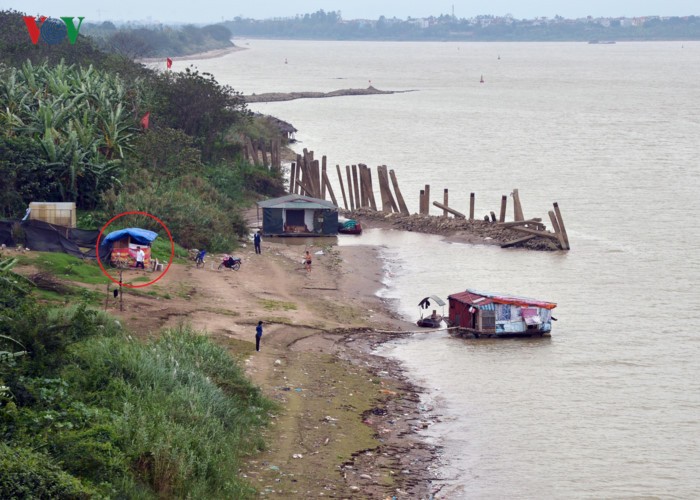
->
left=23, top=16, right=85, bottom=45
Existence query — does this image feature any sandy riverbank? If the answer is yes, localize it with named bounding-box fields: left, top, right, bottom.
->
left=137, top=44, right=246, bottom=64
left=61, top=236, right=441, bottom=497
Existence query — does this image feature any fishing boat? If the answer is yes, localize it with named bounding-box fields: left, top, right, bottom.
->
left=416, top=295, right=446, bottom=328
left=446, top=288, right=557, bottom=337
left=337, top=216, right=362, bottom=235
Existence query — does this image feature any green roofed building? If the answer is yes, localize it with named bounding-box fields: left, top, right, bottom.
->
left=257, top=194, right=338, bottom=236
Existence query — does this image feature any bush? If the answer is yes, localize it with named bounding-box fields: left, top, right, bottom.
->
left=66, top=327, right=275, bottom=497
left=0, top=443, right=94, bottom=499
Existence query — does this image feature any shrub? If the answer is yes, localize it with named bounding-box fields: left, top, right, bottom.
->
left=0, top=443, right=94, bottom=499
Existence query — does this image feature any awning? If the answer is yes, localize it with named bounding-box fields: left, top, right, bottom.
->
left=522, top=308, right=542, bottom=325
left=101, top=228, right=158, bottom=246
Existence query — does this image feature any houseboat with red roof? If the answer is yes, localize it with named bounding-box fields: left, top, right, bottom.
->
left=447, top=289, right=557, bottom=338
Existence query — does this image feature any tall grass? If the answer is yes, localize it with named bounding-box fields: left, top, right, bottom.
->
left=65, top=326, right=274, bottom=497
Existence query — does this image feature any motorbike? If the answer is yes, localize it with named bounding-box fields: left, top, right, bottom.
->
left=218, top=255, right=241, bottom=271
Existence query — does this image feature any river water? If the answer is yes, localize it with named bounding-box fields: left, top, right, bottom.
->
left=186, top=40, right=700, bottom=498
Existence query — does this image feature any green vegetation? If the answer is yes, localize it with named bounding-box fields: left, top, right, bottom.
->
left=83, top=22, right=235, bottom=58
left=261, top=299, right=298, bottom=311
left=0, top=269, right=275, bottom=498
left=0, top=9, right=286, bottom=254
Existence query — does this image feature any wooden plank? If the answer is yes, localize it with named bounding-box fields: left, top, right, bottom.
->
left=432, top=201, right=465, bottom=218
left=511, top=226, right=560, bottom=241
left=337, top=164, right=349, bottom=210
left=501, top=235, right=536, bottom=248
left=498, top=218, right=544, bottom=228
left=389, top=169, right=410, bottom=215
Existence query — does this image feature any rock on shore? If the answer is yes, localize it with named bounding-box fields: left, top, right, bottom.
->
left=351, top=208, right=561, bottom=251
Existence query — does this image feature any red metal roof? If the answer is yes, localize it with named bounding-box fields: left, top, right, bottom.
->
left=448, top=288, right=557, bottom=310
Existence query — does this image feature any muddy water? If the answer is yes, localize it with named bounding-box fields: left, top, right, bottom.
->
left=189, top=40, right=700, bottom=497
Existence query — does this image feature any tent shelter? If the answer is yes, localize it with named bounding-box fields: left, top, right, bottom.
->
left=257, top=194, right=338, bottom=236
left=101, top=228, right=158, bottom=267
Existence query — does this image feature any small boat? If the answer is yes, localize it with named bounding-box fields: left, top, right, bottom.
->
left=416, top=295, right=446, bottom=328
left=338, top=217, right=362, bottom=235
left=446, top=288, right=557, bottom=338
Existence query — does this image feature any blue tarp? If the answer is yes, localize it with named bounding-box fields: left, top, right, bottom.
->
left=101, top=228, right=158, bottom=246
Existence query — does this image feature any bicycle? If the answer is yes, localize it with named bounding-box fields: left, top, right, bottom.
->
left=195, top=250, right=207, bottom=269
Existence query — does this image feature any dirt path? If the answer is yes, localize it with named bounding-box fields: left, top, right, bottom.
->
left=50, top=237, right=440, bottom=498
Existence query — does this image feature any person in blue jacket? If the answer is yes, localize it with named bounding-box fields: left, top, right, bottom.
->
left=254, top=230, right=262, bottom=254
left=255, top=321, right=263, bottom=351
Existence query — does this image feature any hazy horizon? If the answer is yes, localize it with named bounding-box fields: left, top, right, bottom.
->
left=11, top=0, right=699, bottom=25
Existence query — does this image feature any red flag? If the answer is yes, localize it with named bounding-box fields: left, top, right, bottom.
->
left=166, top=57, right=172, bottom=69
left=140, top=112, right=150, bottom=129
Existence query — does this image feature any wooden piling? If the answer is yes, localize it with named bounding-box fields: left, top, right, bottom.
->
left=295, top=154, right=303, bottom=194
left=289, top=162, right=296, bottom=194
left=346, top=165, right=355, bottom=211
left=321, top=157, right=327, bottom=200
left=499, top=195, right=507, bottom=222
left=419, top=190, right=425, bottom=214
left=490, top=211, right=497, bottom=222
left=261, top=143, right=269, bottom=169
left=246, top=137, right=259, bottom=166
left=322, top=169, right=338, bottom=206
left=553, top=202, right=570, bottom=250
left=512, top=189, right=524, bottom=221
left=424, top=185, right=430, bottom=215
left=351, top=165, right=360, bottom=209
left=443, top=189, right=449, bottom=217
left=359, top=164, right=377, bottom=210
left=377, top=165, right=398, bottom=212
left=469, top=192, right=475, bottom=220
left=432, top=201, right=465, bottom=218
left=337, top=165, right=349, bottom=210
left=548, top=211, right=566, bottom=250
left=389, top=169, right=410, bottom=215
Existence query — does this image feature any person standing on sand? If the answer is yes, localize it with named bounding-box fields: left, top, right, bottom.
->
left=254, top=230, right=262, bottom=254
left=255, top=321, right=263, bottom=351
left=304, top=250, right=312, bottom=273
left=135, top=246, right=145, bottom=269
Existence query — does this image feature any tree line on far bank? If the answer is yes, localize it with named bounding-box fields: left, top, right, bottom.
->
left=223, top=9, right=700, bottom=41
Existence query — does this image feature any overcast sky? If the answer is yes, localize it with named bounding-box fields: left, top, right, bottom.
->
left=12, top=0, right=699, bottom=24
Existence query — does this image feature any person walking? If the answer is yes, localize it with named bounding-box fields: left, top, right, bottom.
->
left=255, top=321, right=263, bottom=352
left=135, top=246, right=145, bottom=269
left=254, top=230, right=262, bottom=254
left=303, top=250, right=312, bottom=273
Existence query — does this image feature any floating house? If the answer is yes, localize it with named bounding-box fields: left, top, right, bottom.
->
left=447, top=289, right=557, bottom=337
left=257, top=194, right=338, bottom=236
left=101, top=228, right=158, bottom=268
